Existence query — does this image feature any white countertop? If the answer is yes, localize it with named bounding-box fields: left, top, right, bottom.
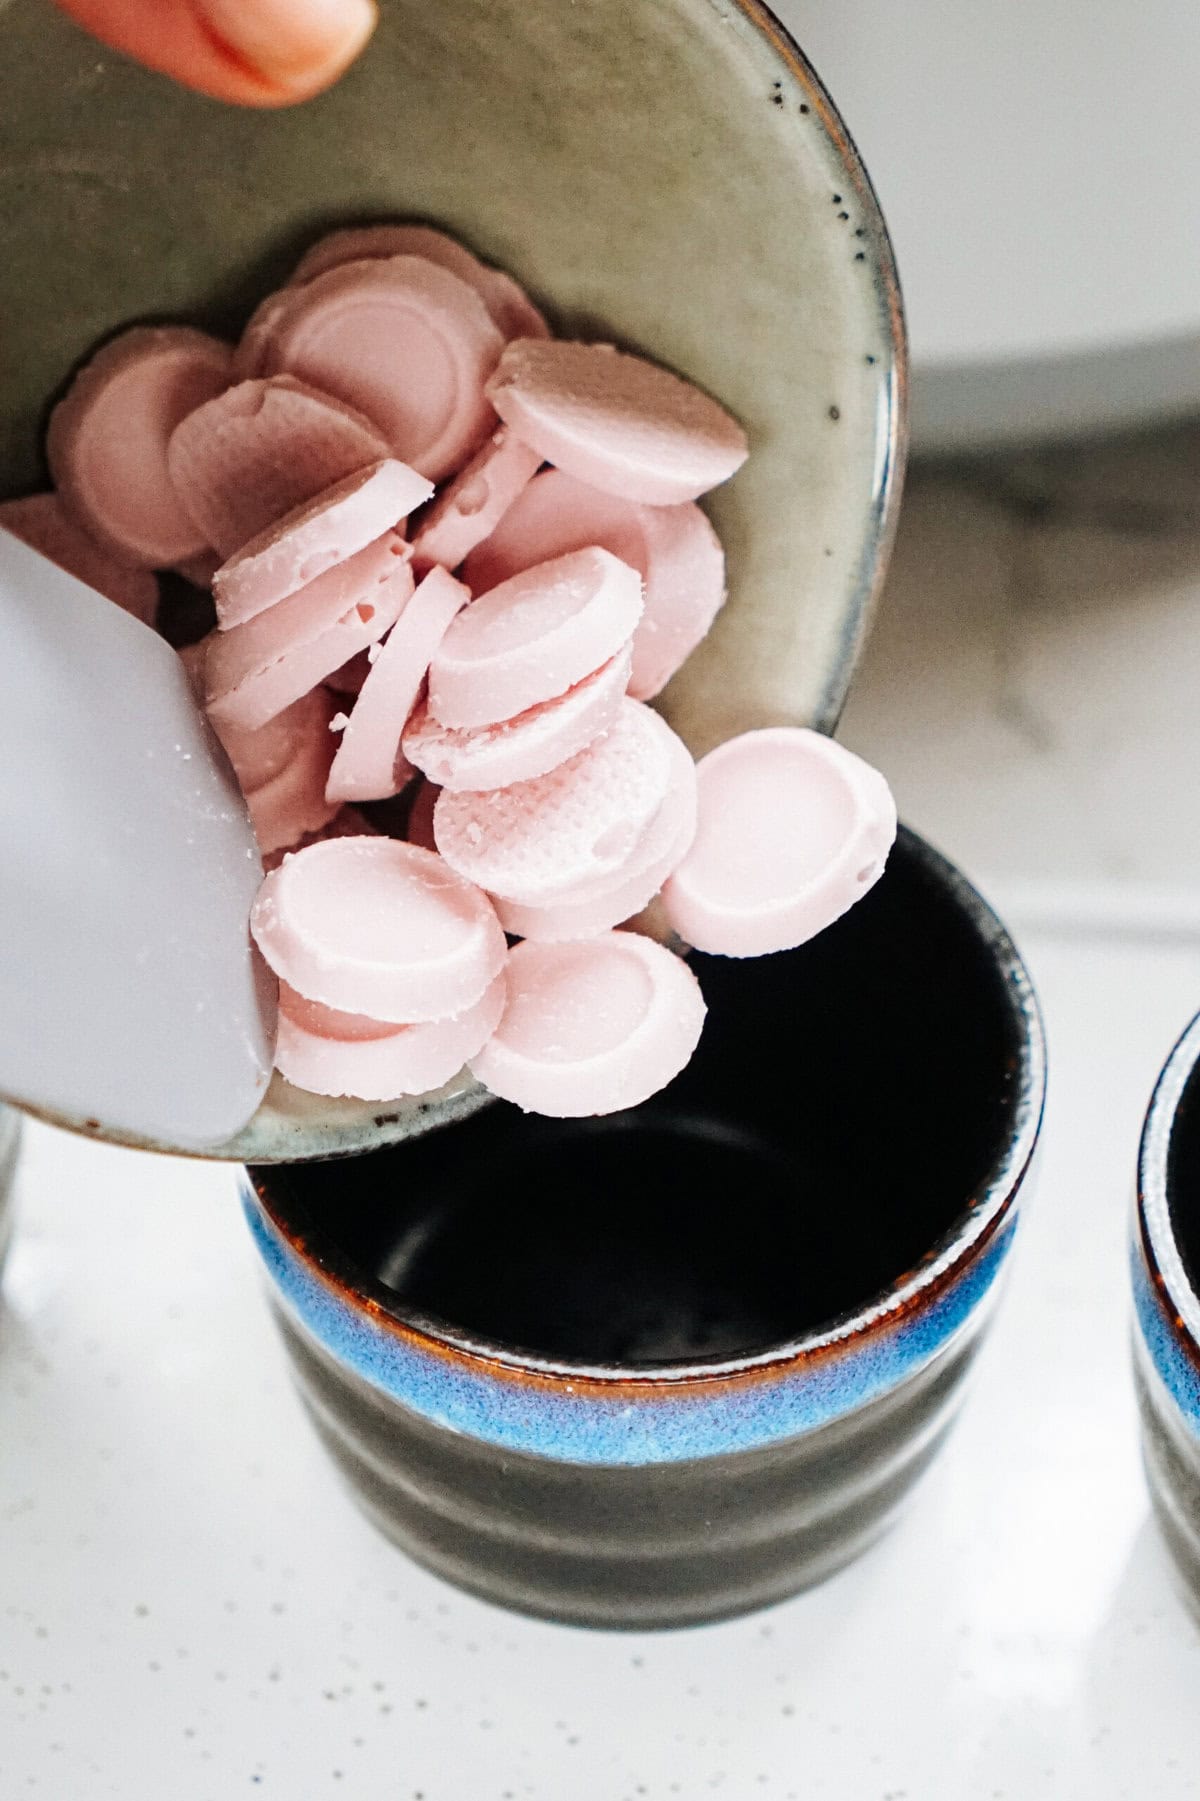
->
left=3, top=422, right=1200, bottom=1797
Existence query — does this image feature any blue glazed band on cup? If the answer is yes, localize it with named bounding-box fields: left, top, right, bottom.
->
left=1134, top=1012, right=1200, bottom=1608
left=244, top=826, right=1045, bottom=1628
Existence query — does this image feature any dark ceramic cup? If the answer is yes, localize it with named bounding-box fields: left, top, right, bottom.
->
left=243, top=826, right=1045, bottom=1628
left=1134, top=1013, right=1200, bottom=1611
left=0, top=1104, right=20, bottom=1279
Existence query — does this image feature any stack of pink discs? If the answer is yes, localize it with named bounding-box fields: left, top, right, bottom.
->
left=8, top=223, right=897, bottom=1118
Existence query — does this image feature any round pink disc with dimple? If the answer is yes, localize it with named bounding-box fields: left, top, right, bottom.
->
left=250, top=838, right=506, bottom=1024
left=404, top=644, right=631, bottom=794
left=326, top=566, right=469, bottom=805
left=257, top=257, right=505, bottom=483
left=0, top=494, right=159, bottom=625
left=433, top=698, right=677, bottom=904
left=275, top=971, right=506, bottom=1101
left=428, top=546, right=642, bottom=730
left=168, top=376, right=389, bottom=559
left=411, top=428, right=542, bottom=575
left=212, top=459, right=431, bottom=629
left=206, top=533, right=413, bottom=733
left=660, top=728, right=898, bottom=958
left=246, top=712, right=340, bottom=857
left=491, top=728, right=696, bottom=939
left=463, top=469, right=725, bottom=699
left=469, top=934, right=705, bottom=1118
left=290, top=226, right=550, bottom=343
left=47, top=326, right=232, bottom=567
left=212, top=683, right=337, bottom=797
left=485, top=339, right=748, bottom=508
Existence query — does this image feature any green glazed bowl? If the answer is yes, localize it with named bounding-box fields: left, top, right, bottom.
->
left=0, top=0, right=906, bottom=1160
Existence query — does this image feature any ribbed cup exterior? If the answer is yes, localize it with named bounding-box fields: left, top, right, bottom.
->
left=1134, top=1013, right=1200, bottom=1612
left=244, top=829, right=1044, bottom=1629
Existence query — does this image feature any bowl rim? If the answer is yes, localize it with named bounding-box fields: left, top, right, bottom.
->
left=738, top=0, right=909, bottom=735
left=1138, top=1011, right=1200, bottom=1366
left=249, top=824, right=1046, bottom=1388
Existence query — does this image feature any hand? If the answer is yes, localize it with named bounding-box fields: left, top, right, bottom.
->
left=53, top=0, right=378, bottom=107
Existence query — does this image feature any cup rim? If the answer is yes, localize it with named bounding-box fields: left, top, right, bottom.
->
left=249, top=826, right=1046, bottom=1388
left=1138, top=1011, right=1200, bottom=1362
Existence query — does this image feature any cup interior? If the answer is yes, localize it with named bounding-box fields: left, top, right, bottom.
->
left=255, top=829, right=1041, bottom=1372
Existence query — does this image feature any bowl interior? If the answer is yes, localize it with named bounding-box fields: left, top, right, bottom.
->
left=253, top=829, right=1042, bottom=1374
left=0, top=0, right=905, bottom=1161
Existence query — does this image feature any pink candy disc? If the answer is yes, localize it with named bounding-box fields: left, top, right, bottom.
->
left=433, top=698, right=678, bottom=904
left=428, top=546, right=642, bottom=730
left=212, top=459, right=430, bottom=629
left=255, top=257, right=505, bottom=482
left=290, top=225, right=550, bottom=343
left=275, top=971, right=506, bottom=1101
left=246, top=710, right=340, bottom=857
left=211, top=682, right=337, bottom=797
left=250, top=838, right=506, bottom=1024
left=469, top=933, right=706, bottom=1118
left=326, top=566, right=469, bottom=805
left=463, top=468, right=725, bottom=699
left=404, top=643, right=630, bottom=793
left=168, top=376, right=389, bottom=559
left=47, top=326, right=232, bottom=567
left=0, top=494, right=159, bottom=625
left=485, top=339, right=749, bottom=508
left=410, top=428, right=542, bottom=575
left=206, top=533, right=413, bottom=733
left=491, top=725, right=696, bottom=940
left=660, top=728, right=898, bottom=958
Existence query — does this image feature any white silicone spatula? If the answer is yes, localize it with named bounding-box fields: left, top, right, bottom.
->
left=0, top=534, right=489, bottom=1161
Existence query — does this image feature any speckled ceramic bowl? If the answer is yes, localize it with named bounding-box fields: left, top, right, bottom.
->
left=1134, top=1013, right=1200, bottom=1612
left=0, top=0, right=905, bottom=1163
left=244, top=828, right=1045, bottom=1628
left=0, top=1105, right=20, bottom=1280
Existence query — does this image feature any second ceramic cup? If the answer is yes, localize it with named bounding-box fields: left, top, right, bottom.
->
left=1134, top=1012, right=1200, bottom=1613
left=244, top=827, right=1046, bottom=1628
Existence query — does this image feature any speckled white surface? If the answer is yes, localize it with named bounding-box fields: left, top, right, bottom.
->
left=4, top=424, right=1200, bottom=1796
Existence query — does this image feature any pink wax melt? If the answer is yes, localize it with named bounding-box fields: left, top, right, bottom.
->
left=404, top=643, right=631, bottom=793
left=274, top=971, right=506, bottom=1101
left=490, top=723, right=697, bottom=941
left=326, top=565, right=469, bottom=805
left=433, top=698, right=680, bottom=904
left=485, top=339, right=748, bottom=508
left=212, top=459, right=430, bottom=629
left=250, top=837, right=506, bottom=1024
left=0, top=493, right=159, bottom=625
left=427, top=546, right=642, bottom=730
left=47, top=326, right=232, bottom=567
left=246, top=712, right=339, bottom=857
left=167, top=376, right=389, bottom=559
left=209, top=681, right=337, bottom=796
left=411, top=428, right=542, bottom=575
left=254, top=257, right=505, bottom=482
left=464, top=469, right=725, bottom=700
left=206, top=532, right=413, bottom=732
left=290, top=225, right=550, bottom=343
left=469, top=933, right=706, bottom=1118
left=661, top=728, right=898, bottom=957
